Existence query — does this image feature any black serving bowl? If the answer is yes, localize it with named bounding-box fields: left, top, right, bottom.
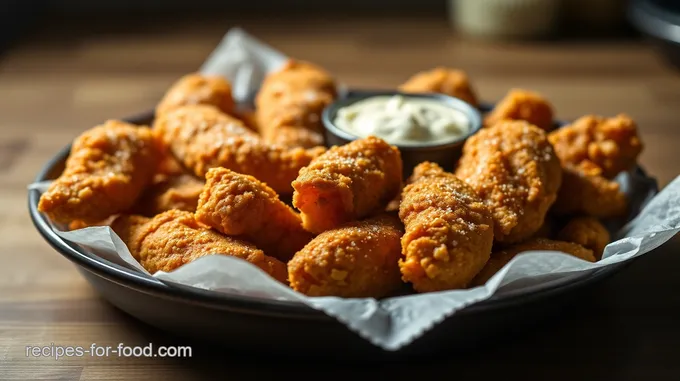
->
left=28, top=108, right=657, bottom=360
left=322, top=90, right=482, bottom=175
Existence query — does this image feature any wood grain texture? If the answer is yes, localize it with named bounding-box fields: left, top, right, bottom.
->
left=1, top=15, right=679, bottom=380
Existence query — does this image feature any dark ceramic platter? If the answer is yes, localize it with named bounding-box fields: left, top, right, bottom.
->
left=28, top=101, right=657, bottom=359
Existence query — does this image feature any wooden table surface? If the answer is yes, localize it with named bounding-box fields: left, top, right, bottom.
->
left=1, top=15, right=679, bottom=380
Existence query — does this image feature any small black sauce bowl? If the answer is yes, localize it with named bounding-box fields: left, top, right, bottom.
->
left=322, top=90, right=482, bottom=177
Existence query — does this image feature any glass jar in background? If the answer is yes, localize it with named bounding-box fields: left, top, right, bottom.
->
left=448, top=0, right=562, bottom=40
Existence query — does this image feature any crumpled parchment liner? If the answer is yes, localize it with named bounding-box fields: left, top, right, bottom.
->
left=28, top=28, right=680, bottom=351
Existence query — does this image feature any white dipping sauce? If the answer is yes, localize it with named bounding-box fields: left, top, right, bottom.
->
left=333, top=95, right=470, bottom=145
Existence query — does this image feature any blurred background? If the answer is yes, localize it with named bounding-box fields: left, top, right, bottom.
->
left=1, top=0, right=674, bottom=49
left=1, top=0, right=679, bottom=185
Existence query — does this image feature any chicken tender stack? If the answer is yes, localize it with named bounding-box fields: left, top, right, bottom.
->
left=399, top=67, right=478, bottom=106
left=38, top=120, right=162, bottom=224
left=195, top=167, right=314, bottom=262
left=255, top=60, right=336, bottom=149
left=455, top=120, right=562, bottom=243
left=292, top=136, right=403, bottom=234
left=154, top=104, right=325, bottom=194
left=399, top=162, right=494, bottom=292
left=111, top=210, right=288, bottom=283
left=288, top=214, right=403, bottom=298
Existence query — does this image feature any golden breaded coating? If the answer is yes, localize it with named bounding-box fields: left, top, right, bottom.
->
left=156, top=73, right=234, bottom=116
left=110, top=215, right=150, bottom=250
left=38, top=120, right=162, bottom=224
left=288, top=214, right=403, bottom=298
left=399, top=162, right=494, bottom=292
left=133, top=174, right=204, bottom=216
left=471, top=238, right=596, bottom=286
left=264, top=126, right=325, bottom=149
left=485, top=89, right=554, bottom=132
left=195, top=167, right=314, bottom=262
left=292, top=136, right=403, bottom=234
left=67, top=219, right=110, bottom=231
left=455, top=121, right=562, bottom=243
left=156, top=153, right=186, bottom=178
left=256, top=60, right=336, bottom=148
left=111, top=210, right=288, bottom=283
left=398, top=67, right=478, bottom=106
left=154, top=104, right=325, bottom=194
left=552, top=163, right=627, bottom=218
left=557, top=216, right=610, bottom=260
left=548, top=114, right=643, bottom=178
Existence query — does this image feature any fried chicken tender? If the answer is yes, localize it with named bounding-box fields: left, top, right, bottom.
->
left=398, top=67, right=478, bottom=106
left=111, top=210, right=288, bottom=283
left=557, top=216, right=610, bottom=260
left=471, top=238, right=596, bottom=286
left=154, top=104, right=325, bottom=194
left=133, top=174, right=204, bottom=216
left=548, top=114, right=643, bottom=178
left=38, top=120, right=162, bottom=224
left=156, top=153, right=186, bottom=178
left=195, top=167, right=314, bottom=262
left=399, top=162, right=494, bottom=292
left=156, top=73, right=235, bottom=117
left=288, top=214, right=403, bottom=298
left=485, top=89, right=555, bottom=132
left=455, top=121, right=562, bottom=243
left=292, top=136, right=403, bottom=234
left=552, top=163, right=627, bottom=218
left=67, top=219, right=110, bottom=231
left=265, top=126, right=325, bottom=149
left=256, top=60, right=336, bottom=148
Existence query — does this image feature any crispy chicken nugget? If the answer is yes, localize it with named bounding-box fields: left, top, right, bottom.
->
left=485, top=89, right=555, bottom=132
left=38, top=120, right=162, bottom=224
left=471, top=238, right=596, bottom=286
left=292, top=136, right=403, bottom=234
left=399, top=162, right=494, bottom=292
left=548, top=114, right=643, bottom=178
left=156, top=73, right=235, bottom=117
left=399, top=67, right=478, bottom=106
left=557, top=216, right=610, bottom=260
left=133, top=174, right=205, bottom=216
left=154, top=104, right=325, bottom=194
left=288, top=214, right=403, bottom=298
left=195, top=167, right=314, bottom=262
left=111, top=210, right=288, bottom=283
left=552, top=163, right=627, bottom=218
left=256, top=60, right=336, bottom=148
left=455, top=121, right=562, bottom=243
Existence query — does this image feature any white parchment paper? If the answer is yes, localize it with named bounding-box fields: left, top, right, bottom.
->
left=28, top=28, right=680, bottom=351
